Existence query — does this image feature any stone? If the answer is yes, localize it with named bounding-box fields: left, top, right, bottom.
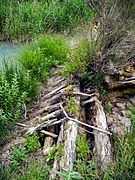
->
left=110, top=125, right=125, bottom=137
left=115, top=103, right=126, bottom=110
left=121, top=110, right=131, bottom=117
left=129, top=98, right=135, bottom=106
left=107, top=116, right=113, bottom=126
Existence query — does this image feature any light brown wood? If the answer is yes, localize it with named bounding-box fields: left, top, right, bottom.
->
left=41, top=130, right=58, bottom=138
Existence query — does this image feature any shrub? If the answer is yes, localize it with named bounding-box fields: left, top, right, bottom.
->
left=11, top=146, right=27, bottom=170
left=0, top=60, right=38, bottom=139
left=23, top=133, right=40, bottom=152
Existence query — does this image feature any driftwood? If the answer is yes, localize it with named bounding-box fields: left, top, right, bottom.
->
left=50, top=124, right=64, bottom=180
left=112, top=79, right=135, bottom=88
left=16, top=123, right=27, bottom=127
left=91, top=96, right=112, bottom=170
left=27, top=118, right=58, bottom=135
left=41, top=110, right=62, bottom=121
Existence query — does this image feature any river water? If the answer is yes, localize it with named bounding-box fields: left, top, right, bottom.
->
left=0, top=42, right=20, bottom=63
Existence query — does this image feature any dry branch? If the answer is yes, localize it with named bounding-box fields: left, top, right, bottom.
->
left=60, top=104, right=112, bottom=135
left=41, top=130, right=58, bottom=138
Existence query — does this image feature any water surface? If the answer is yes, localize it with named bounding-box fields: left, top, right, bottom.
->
left=0, top=42, right=20, bottom=62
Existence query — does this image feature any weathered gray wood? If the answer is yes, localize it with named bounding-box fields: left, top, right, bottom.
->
left=92, top=96, right=112, bottom=170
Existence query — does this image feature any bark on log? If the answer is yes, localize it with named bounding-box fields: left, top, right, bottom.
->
left=92, top=96, right=112, bottom=170
left=49, top=124, right=64, bottom=180
left=50, top=84, right=80, bottom=179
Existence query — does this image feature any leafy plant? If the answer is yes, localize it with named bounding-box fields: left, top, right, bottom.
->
left=23, top=132, right=40, bottom=152
left=57, top=163, right=82, bottom=180
left=11, top=146, right=26, bottom=170
left=47, top=144, right=57, bottom=160
left=104, top=104, right=111, bottom=113
left=76, top=135, right=90, bottom=161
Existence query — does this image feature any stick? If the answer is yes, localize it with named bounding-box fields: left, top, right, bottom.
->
left=72, top=92, right=99, bottom=97
left=60, top=104, right=112, bottom=135
left=16, top=123, right=27, bottom=127
left=41, top=130, right=58, bottom=138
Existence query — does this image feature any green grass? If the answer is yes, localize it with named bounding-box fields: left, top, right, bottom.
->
left=18, top=34, right=69, bottom=82
left=0, top=157, right=50, bottom=180
left=0, top=0, right=94, bottom=40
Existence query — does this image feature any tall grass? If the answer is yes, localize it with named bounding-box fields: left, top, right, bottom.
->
left=0, top=0, right=94, bottom=40
left=18, top=35, right=69, bottom=82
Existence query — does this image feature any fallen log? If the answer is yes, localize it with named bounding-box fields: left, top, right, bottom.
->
left=42, top=84, right=67, bottom=101
left=27, top=118, right=58, bottom=135
left=49, top=123, right=64, bottom=180
left=50, top=84, right=80, bottom=179
left=91, top=96, right=112, bottom=170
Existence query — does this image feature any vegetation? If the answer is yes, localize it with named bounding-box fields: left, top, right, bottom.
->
left=0, top=157, right=50, bottom=180
left=23, top=132, right=40, bottom=152
left=0, top=0, right=135, bottom=179
left=0, top=34, right=69, bottom=139
left=18, top=35, right=69, bottom=82
left=0, top=0, right=94, bottom=40
left=57, top=163, right=82, bottom=180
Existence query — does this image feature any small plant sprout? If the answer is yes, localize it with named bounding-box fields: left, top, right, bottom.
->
left=57, top=163, right=82, bottom=180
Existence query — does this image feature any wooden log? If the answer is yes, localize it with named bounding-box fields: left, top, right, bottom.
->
left=91, top=96, right=112, bottom=170
left=50, top=84, right=80, bottom=180
left=41, top=110, right=62, bottom=121
left=27, top=118, right=58, bottom=135
left=49, top=123, right=64, bottom=180
left=60, top=104, right=112, bottom=135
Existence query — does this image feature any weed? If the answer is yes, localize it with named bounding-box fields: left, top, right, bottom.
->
left=23, top=132, right=40, bottom=152
left=57, top=163, right=82, bottom=180
left=1, top=0, right=94, bottom=40
left=47, top=144, right=57, bottom=160
left=65, top=97, right=79, bottom=114
left=104, top=104, right=111, bottom=113
left=11, top=146, right=26, bottom=170
left=76, top=135, right=90, bottom=161
left=0, top=157, right=51, bottom=180
left=61, top=38, right=95, bottom=78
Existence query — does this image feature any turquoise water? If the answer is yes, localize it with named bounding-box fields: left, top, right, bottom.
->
left=0, top=42, right=20, bottom=62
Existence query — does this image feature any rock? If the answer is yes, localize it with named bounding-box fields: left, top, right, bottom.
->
left=126, top=102, right=133, bottom=108
left=110, top=125, right=125, bottom=137
left=121, top=110, right=131, bottom=117
left=115, top=103, right=126, bottom=110
left=107, top=116, right=113, bottom=126
left=129, top=98, right=135, bottom=106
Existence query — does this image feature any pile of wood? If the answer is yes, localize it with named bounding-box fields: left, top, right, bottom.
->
left=25, top=68, right=112, bottom=179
